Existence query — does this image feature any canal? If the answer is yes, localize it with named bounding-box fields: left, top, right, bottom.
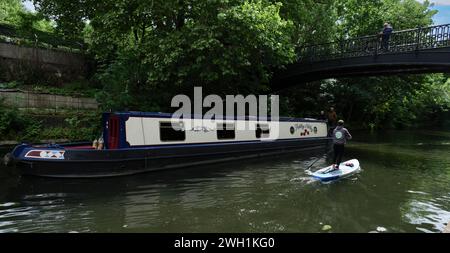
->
left=0, top=130, right=449, bottom=233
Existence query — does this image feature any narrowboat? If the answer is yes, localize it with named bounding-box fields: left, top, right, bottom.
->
left=7, top=112, right=330, bottom=178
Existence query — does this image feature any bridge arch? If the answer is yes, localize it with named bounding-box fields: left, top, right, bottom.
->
left=272, top=24, right=450, bottom=90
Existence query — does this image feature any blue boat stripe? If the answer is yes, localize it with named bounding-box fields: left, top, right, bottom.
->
left=102, top=136, right=331, bottom=150
left=107, top=111, right=326, bottom=123
left=19, top=144, right=326, bottom=163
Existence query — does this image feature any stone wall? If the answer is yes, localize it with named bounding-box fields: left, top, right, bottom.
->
left=0, top=42, right=90, bottom=84
left=0, top=89, right=98, bottom=110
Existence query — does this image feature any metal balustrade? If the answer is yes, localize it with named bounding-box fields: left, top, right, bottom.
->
left=299, top=24, right=450, bottom=62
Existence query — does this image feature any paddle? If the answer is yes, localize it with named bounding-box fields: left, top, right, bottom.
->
left=306, top=150, right=333, bottom=172
left=306, top=154, right=325, bottom=171
left=321, top=164, right=337, bottom=174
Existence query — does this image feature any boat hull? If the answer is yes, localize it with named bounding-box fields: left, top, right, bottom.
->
left=12, top=138, right=330, bottom=178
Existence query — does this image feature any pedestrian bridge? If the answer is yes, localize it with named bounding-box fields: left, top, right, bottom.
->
left=271, top=23, right=450, bottom=90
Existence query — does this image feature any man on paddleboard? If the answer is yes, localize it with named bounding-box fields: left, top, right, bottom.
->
left=332, top=120, right=352, bottom=170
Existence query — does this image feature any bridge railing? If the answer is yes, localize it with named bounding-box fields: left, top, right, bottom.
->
left=299, top=23, right=450, bottom=62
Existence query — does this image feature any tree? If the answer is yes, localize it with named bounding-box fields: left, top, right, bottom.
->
left=34, top=0, right=297, bottom=110
left=0, top=0, right=54, bottom=32
left=30, top=0, right=449, bottom=128
left=280, top=0, right=446, bottom=129
left=277, top=0, right=337, bottom=46
left=0, top=0, right=26, bottom=25
left=334, top=0, right=437, bottom=38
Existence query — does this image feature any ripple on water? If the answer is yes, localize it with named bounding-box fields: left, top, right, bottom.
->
left=0, top=227, right=19, bottom=233
left=22, top=193, right=68, bottom=200
left=290, top=176, right=318, bottom=185
left=406, top=190, right=429, bottom=196
left=404, top=200, right=450, bottom=232
left=0, top=202, right=17, bottom=207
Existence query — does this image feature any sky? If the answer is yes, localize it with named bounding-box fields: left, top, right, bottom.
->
left=23, top=1, right=35, bottom=12
left=429, top=4, right=450, bottom=24
left=22, top=0, right=450, bottom=25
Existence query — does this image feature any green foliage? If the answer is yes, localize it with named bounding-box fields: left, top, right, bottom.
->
left=27, top=0, right=448, bottom=131
left=32, top=0, right=91, bottom=38
left=0, top=99, right=42, bottom=141
left=29, top=0, right=344, bottom=115
left=0, top=0, right=83, bottom=52
left=19, top=80, right=99, bottom=97
left=0, top=81, right=21, bottom=89
left=0, top=99, right=101, bottom=142
left=17, top=11, right=55, bottom=33
left=279, top=0, right=446, bottom=130
left=334, top=0, right=437, bottom=37
left=70, top=0, right=297, bottom=111
left=277, top=0, right=337, bottom=45
left=94, top=48, right=154, bottom=111
left=0, top=0, right=24, bottom=25
left=310, top=74, right=450, bottom=129
left=21, top=120, right=43, bottom=142
left=0, top=0, right=54, bottom=32
left=27, top=111, right=102, bottom=142
left=61, top=112, right=102, bottom=140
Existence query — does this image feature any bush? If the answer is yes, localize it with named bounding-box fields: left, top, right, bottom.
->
left=1, top=100, right=102, bottom=142
left=0, top=81, right=21, bottom=89
left=0, top=101, right=44, bottom=142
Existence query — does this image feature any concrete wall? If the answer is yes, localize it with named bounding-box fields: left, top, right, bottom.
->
left=0, top=90, right=98, bottom=110
left=0, top=42, right=90, bottom=83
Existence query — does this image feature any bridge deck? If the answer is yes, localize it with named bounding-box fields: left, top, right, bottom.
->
left=272, top=23, right=450, bottom=89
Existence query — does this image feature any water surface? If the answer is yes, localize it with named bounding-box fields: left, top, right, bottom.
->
left=0, top=130, right=449, bottom=233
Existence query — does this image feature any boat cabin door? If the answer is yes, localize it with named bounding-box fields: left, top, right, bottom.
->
left=107, top=115, right=120, bottom=149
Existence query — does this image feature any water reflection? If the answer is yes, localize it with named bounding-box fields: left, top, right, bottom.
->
left=0, top=130, right=449, bottom=232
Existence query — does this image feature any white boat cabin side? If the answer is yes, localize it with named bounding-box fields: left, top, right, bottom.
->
left=103, top=112, right=328, bottom=149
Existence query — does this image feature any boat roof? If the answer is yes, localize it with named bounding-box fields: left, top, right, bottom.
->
left=105, top=111, right=325, bottom=123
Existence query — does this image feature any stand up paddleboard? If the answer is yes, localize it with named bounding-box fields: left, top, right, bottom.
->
left=310, top=159, right=360, bottom=181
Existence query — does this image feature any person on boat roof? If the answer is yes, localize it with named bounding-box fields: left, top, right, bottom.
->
left=332, top=120, right=352, bottom=170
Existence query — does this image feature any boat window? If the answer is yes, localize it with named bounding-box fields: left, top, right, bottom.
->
left=160, top=122, right=186, bottom=142
left=217, top=123, right=235, bottom=140
left=256, top=123, right=270, bottom=138
left=290, top=126, right=295, bottom=135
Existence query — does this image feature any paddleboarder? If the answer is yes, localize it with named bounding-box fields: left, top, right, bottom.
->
left=331, top=120, right=352, bottom=170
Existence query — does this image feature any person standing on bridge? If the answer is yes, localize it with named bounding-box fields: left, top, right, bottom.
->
left=380, top=22, right=393, bottom=51
left=331, top=120, right=352, bottom=170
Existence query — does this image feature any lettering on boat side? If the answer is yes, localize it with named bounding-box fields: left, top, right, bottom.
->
left=25, top=150, right=65, bottom=159
left=293, top=123, right=317, bottom=136
left=191, top=126, right=214, bottom=132
left=293, top=123, right=314, bottom=131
